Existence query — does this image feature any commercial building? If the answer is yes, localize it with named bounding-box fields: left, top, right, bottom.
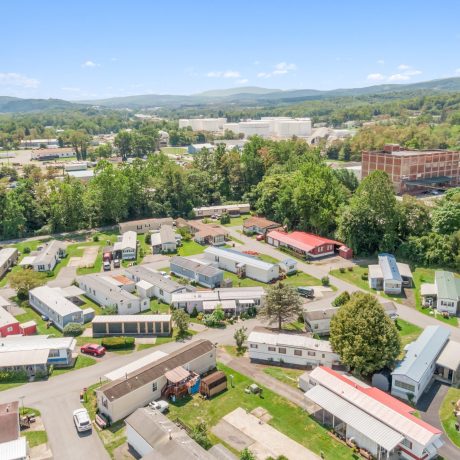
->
left=266, top=230, right=353, bottom=260
left=391, top=325, right=450, bottom=403
left=96, top=339, right=216, bottom=422
left=362, top=144, right=460, bottom=194
left=119, top=217, right=174, bottom=234
left=171, top=286, right=265, bottom=314
left=247, top=329, right=340, bottom=368
left=31, top=240, right=66, bottom=272
left=421, top=270, right=460, bottom=315
left=28, top=285, right=83, bottom=331
left=187, top=143, right=215, bottom=154
left=151, top=225, right=177, bottom=254
left=242, top=216, right=281, bottom=235
left=204, top=247, right=279, bottom=283
left=0, top=307, right=20, bottom=337
left=126, top=407, right=219, bottom=460
left=21, top=138, right=59, bottom=149
left=124, top=265, right=189, bottom=304
left=179, top=118, right=227, bottom=132
left=76, top=274, right=149, bottom=314
left=170, top=256, right=224, bottom=288
left=0, top=248, right=18, bottom=279
left=114, top=231, right=137, bottom=260
left=177, top=219, right=228, bottom=246
left=91, top=315, right=171, bottom=337
left=192, top=203, right=250, bottom=217
left=305, top=366, right=443, bottom=460
left=368, top=254, right=413, bottom=295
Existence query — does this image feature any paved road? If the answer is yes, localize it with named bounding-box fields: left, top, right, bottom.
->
left=0, top=319, right=260, bottom=460
left=226, top=226, right=460, bottom=341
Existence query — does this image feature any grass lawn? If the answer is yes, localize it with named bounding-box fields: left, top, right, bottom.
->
left=283, top=320, right=305, bottom=332
left=0, top=381, right=26, bottom=392
left=177, top=240, right=205, bottom=256
left=161, top=147, right=188, bottom=155
left=15, top=302, right=63, bottom=337
left=51, top=354, right=96, bottom=377
left=396, top=318, right=422, bottom=349
left=149, top=298, right=170, bottom=314
left=222, top=271, right=267, bottom=288
left=223, top=345, right=246, bottom=357
left=440, top=387, right=460, bottom=448
left=21, top=430, right=48, bottom=448
left=257, top=253, right=280, bottom=264
left=262, top=366, right=304, bottom=388
left=167, top=363, right=354, bottom=459
left=283, top=271, right=321, bottom=287
left=221, top=215, right=249, bottom=227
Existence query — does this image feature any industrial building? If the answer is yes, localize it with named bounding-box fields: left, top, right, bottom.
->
left=179, top=118, right=227, bottom=131
left=305, top=366, right=443, bottom=460
left=169, top=256, right=224, bottom=288
left=368, top=254, right=413, bottom=295
left=204, top=246, right=279, bottom=283
left=362, top=144, right=460, bottom=194
left=171, top=286, right=265, bottom=314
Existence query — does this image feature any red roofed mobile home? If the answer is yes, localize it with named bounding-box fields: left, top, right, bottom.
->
left=266, top=230, right=352, bottom=260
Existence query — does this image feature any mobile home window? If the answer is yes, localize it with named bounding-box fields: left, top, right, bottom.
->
left=394, top=380, right=415, bottom=392
left=278, top=347, right=286, bottom=354
left=268, top=346, right=276, bottom=352
left=152, top=382, right=158, bottom=392
left=294, top=350, right=302, bottom=356
left=250, top=344, right=258, bottom=348
left=307, top=351, right=316, bottom=356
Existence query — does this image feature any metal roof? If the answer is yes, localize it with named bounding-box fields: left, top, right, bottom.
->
left=92, top=314, right=170, bottom=324
left=392, top=325, right=450, bottom=383
left=171, top=286, right=265, bottom=303
left=0, top=438, right=27, bottom=460
left=0, top=335, right=75, bottom=352
left=0, top=307, right=19, bottom=328
left=29, top=285, right=81, bottom=317
left=125, top=265, right=185, bottom=293
left=266, top=230, right=341, bottom=253
left=306, top=385, right=404, bottom=451
left=248, top=330, right=334, bottom=353
left=436, top=340, right=460, bottom=371
left=170, top=256, right=223, bottom=278
left=76, top=274, right=140, bottom=303
left=0, top=248, right=18, bottom=267
left=204, top=246, right=277, bottom=271
left=159, top=225, right=176, bottom=244
left=119, top=217, right=174, bottom=233
left=378, top=253, right=402, bottom=282
left=33, top=240, right=66, bottom=266
left=0, top=349, right=49, bottom=366
left=120, top=231, right=137, bottom=250
left=435, top=270, right=460, bottom=300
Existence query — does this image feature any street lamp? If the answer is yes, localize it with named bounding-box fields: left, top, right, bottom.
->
left=230, top=374, right=234, bottom=388
left=19, top=396, right=25, bottom=416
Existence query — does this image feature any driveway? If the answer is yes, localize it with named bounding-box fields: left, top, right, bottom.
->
left=418, top=381, right=460, bottom=460
left=47, top=266, right=77, bottom=288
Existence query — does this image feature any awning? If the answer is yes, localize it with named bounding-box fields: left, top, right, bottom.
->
left=305, top=385, right=403, bottom=452
left=19, top=256, right=36, bottom=266
left=238, top=299, right=255, bottom=305
left=420, top=283, right=436, bottom=296
left=404, top=176, right=451, bottom=186
left=165, top=366, right=190, bottom=383
left=203, top=300, right=236, bottom=311
left=436, top=340, right=460, bottom=371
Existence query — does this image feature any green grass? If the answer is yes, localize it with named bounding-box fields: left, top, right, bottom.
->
left=222, top=270, right=267, bottom=287
left=257, top=253, right=280, bottom=264
left=161, top=146, right=188, bottom=155
left=262, top=366, right=304, bottom=388
left=51, top=354, right=96, bottom=377
left=396, top=318, right=422, bottom=349
left=15, top=302, right=63, bottom=337
left=283, top=320, right=305, bottom=331
left=167, top=363, right=354, bottom=459
left=136, top=343, right=158, bottom=351
left=229, top=235, right=245, bottom=245
left=0, top=381, right=26, bottom=392
left=283, top=271, right=321, bottom=287
left=21, top=430, right=48, bottom=448
left=221, top=215, right=249, bottom=227
left=440, top=387, right=460, bottom=448
left=223, top=345, right=246, bottom=357
left=149, top=298, right=170, bottom=314
left=177, top=240, right=205, bottom=256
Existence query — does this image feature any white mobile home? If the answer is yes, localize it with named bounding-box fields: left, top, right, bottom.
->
left=169, top=256, right=224, bottom=288
left=247, top=330, right=339, bottom=368
left=421, top=270, right=460, bottom=315
left=114, top=231, right=137, bottom=260
left=119, top=218, right=174, bottom=234
left=151, top=225, right=177, bottom=254
left=0, top=248, right=18, bottom=279
left=204, top=247, right=279, bottom=283
left=31, top=240, right=66, bottom=272
left=368, top=253, right=413, bottom=294
left=192, top=203, right=250, bottom=217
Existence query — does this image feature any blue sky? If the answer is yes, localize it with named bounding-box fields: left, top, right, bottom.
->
left=1, top=0, right=460, bottom=99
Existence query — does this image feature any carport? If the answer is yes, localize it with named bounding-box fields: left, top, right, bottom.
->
left=436, top=340, right=460, bottom=384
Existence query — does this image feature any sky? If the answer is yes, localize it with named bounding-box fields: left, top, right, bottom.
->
left=1, top=0, right=460, bottom=100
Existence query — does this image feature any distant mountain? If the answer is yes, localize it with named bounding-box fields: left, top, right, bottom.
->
left=196, top=86, right=280, bottom=97
left=0, top=96, right=80, bottom=113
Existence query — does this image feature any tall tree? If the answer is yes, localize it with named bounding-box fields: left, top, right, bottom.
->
left=329, top=292, right=401, bottom=375
left=259, top=283, right=303, bottom=330
left=114, top=130, right=133, bottom=160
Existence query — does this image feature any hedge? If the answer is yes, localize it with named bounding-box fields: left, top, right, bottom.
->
left=63, top=322, right=85, bottom=336
left=101, top=336, right=135, bottom=349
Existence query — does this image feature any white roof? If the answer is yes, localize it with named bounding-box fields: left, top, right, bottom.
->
left=0, top=247, right=18, bottom=265
left=150, top=232, right=162, bottom=246
left=104, top=350, right=168, bottom=381
left=92, top=315, right=171, bottom=323
left=203, top=299, right=236, bottom=311
left=29, top=285, right=81, bottom=317
left=0, top=437, right=28, bottom=460
left=436, top=340, right=460, bottom=371
left=160, top=225, right=176, bottom=244
left=19, top=255, right=36, bottom=266
left=193, top=203, right=249, bottom=212
left=309, top=367, right=439, bottom=446
left=0, top=307, right=18, bottom=328
left=204, top=247, right=277, bottom=271
left=0, top=335, right=76, bottom=352
left=248, top=330, right=334, bottom=353
left=368, top=264, right=383, bottom=279
left=306, top=385, right=404, bottom=451
left=421, top=283, right=437, bottom=296
left=121, top=231, right=137, bottom=250
left=0, top=348, right=49, bottom=366
left=172, top=286, right=265, bottom=303
left=136, top=280, right=154, bottom=290
left=33, top=240, right=65, bottom=266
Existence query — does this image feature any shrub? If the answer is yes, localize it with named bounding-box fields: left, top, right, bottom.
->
left=144, top=233, right=151, bottom=245
left=197, top=313, right=204, bottom=321
left=23, top=246, right=31, bottom=254
left=92, top=234, right=99, bottom=242
left=190, top=422, right=212, bottom=450
left=101, top=336, right=135, bottom=349
left=339, top=267, right=345, bottom=273
left=361, top=272, right=368, bottom=281
left=321, top=276, right=330, bottom=287
left=332, top=291, right=351, bottom=307
left=347, top=266, right=353, bottom=272
left=63, top=322, right=84, bottom=337
left=190, top=306, right=199, bottom=318
left=220, top=213, right=231, bottom=225
left=0, top=370, right=28, bottom=382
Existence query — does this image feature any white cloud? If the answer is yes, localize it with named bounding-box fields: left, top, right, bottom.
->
left=206, top=70, right=241, bottom=78
left=237, top=78, right=249, bottom=84
left=377, top=59, right=385, bottom=65
left=398, top=64, right=411, bottom=70
left=388, top=73, right=411, bottom=81
left=404, top=69, right=422, bottom=76
left=257, top=62, right=297, bottom=78
left=367, top=73, right=386, bottom=81
left=0, top=72, right=39, bottom=88
left=110, top=57, right=118, bottom=62
left=257, top=72, right=271, bottom=79
left=82, top=60, right=98, bottom=68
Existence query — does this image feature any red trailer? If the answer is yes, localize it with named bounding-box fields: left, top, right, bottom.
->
left=20, top=320, right=37, bottom=336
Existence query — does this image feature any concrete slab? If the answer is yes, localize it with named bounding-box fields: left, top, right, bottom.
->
left=79, top=246, right=99, bottom=268
left=68, top=257, right=82, bottom=267
left=29, top=443, right=53, bottom=460
left=212, top=419, right=254, bottom=451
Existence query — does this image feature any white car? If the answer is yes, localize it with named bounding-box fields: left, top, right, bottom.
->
left=148, top=400, right=169, bottom=413
left=73, top=408, right=92, bottom=432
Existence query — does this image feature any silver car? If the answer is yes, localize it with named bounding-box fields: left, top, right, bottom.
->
left=73, top=408, right=92, bottom=432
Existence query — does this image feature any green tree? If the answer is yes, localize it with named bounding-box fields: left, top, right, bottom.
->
left=259, top=282, right=303, bottom=330
left=9, top=269, right=46, bottom=299
left=2, top=191, right=26, bottom=238
left=172, top=308, right=190, bottom=337
left=63, top=322, right=84, bottom=336
left=329, top=292, right=401, bottom=375
left=396, top=195, right=431, bottom=240
left=240, top=448, right=256, bottom=460
left=432, top=200, right=460, bottom=234
left=114, top=130, right=133, bottom=160
left=332, top=291, right=350, bottom=307
left=234, top=326, right=248, bottom=352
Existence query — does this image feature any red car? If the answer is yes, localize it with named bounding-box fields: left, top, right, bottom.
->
left=80, top=343, right=106, bottom=357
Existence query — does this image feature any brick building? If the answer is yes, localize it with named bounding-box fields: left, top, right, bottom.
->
left=362, top=144, right=460, bottom=194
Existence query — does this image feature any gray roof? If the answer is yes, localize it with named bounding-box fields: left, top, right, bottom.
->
left=392, top=325, right=450, bottom=382
left=303, top=307, right=337, bottom=322
left=33, top=240, right=66, bottom=266
left=76, top=274, right=139, bottom=303
left=378, top=253, right=402, bottom=282
left=435, top=271, right=460, bottom=300
left=204, top=247, right=277, bottom=271
left=170, top=256, right=223, bottom=278
left=0, top=248, right=18, bottom=267
left=208, top=444, right=238, bottom=460
left=126, top=408, right=215, bottom=460
left=119, top=218, right=174, bottom=233
left=125, top=265, right=185, bottom=293
left=159, top=225, right=176, bottom=244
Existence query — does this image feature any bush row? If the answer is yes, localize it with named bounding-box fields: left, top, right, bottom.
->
left=101, top=336, right=135, bottom=349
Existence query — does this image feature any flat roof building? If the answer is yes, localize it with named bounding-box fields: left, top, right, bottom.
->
left=91, top=315, right=171, bottom=337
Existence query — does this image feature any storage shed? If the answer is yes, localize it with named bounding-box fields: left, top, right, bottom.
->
left=200, top=371, right=227, bottom=398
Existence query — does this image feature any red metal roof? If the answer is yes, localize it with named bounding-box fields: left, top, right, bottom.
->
left=267, top=230, right=341, bottom=253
